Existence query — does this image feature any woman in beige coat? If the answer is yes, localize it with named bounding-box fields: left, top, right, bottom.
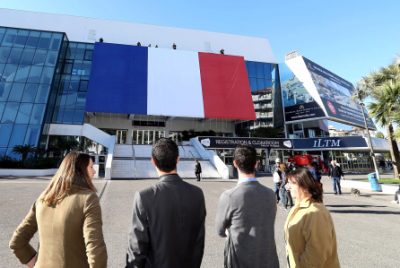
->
left=9, top=151, right=107, bottom=268
left=284, top=168, right=340, bottom=268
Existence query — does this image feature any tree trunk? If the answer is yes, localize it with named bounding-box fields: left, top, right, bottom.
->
left=386, top=124, right=400, bottom=178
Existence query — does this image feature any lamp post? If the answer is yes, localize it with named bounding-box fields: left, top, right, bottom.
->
left=359, top=100, right=380, bottom=180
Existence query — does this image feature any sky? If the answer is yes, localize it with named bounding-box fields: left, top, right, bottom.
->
left=1, top=0, right=399, bottom=132
left=1, top=0, right=399, bottom=84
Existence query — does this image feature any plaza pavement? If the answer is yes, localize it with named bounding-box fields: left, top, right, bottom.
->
left=1, top=175, right=399, bottom=267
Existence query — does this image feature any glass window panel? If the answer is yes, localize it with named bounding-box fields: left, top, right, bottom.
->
left=66, top=92, right=77, bottom=107
left=7, top=47, right=23, bottom=64
left=63, top=61, right=73, bottom=74
left=8, top=83, right=25, bottom=102
left=45, top=51, right=58, bottom=66
left=73, top=110, right=84, bottom=124
left=3, top=64, right=18, bottom=79
left=249, top=78, right=257, bottom=91
left=0, top=82, right=11, bottom=101
left=62, top=109, right=74, bottom=123
left=50, top=34, right=62, bottom=50
left=0, top=101, right=5, bottom=119
left=1, top=102, right=18, bottom=123
left=20, top=48, right=35, bottom=66
left=6, top=147, right=21, bottom=160
left=27, top=66, right=43, bottom=83
left=256, top=63, right=264, bottom=78
left=0, top=28, right=5, bottom=44
left=14, top=65, right=30, bottom=83
left=246, top=61, right=256, bottom=77
left=1, top=29, right=17, bottom=46
left=76, top=92, right=86, bottom=108
left=35, top=85, right=50, bottom=103
left=32, top=49, right=47, bottom=65
left=22, top=84, right=39, bottom=102
left=8, top=124, right=28, bottom=147
left=37, top=32, right=51, bottom=49
left=40, top=67, right=54, bottom=84
left=0, top=148, right=6, bottom=158
left=81, top=62, right=91, bottom=76
left=15, top=103, right=33, bottom=124
left=0, top=124, right=13, bottom=146
left=256, top=79, right=265, bottom=90
left=30, top=104, right=45, bottom=124
left=0, top=63, right=5, bottom=74
left=84, top=49, right=92, bottom=60
left=79, top=80, right=88, bottom=92
left=264, top=64, right=272, bottom=77
left=24, top=125, right=40, bottom=146
left=0, top=47, right=11, bottom=63
left=14, top=30, right=29, bottom=47
left=53, top=107, right=63, bottom=123
left=26, top=31, right=40, bottom=48
left=69, top=80, right=79, bottom=92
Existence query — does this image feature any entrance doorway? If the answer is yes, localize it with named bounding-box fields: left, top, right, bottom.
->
left=133, top=130, right=165, bottom=144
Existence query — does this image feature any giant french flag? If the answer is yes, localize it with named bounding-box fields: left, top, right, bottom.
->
left=86, top=42, right=255, bottom=120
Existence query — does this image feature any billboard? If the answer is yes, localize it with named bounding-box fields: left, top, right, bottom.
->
left=279, top=64, right=325, bottom=122
left=303, top=57, right=375, bottom=129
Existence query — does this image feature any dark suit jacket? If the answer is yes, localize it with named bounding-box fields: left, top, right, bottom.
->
left=126, top=174, right=206, bottom=268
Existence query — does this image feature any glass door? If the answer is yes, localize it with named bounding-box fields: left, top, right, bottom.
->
left=116, top=130, right=127, bottom=144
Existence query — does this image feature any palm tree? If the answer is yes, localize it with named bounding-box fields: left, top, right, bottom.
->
left=357, top=57, right=400, bottom=178
left=12, top=145, right=36, bottom=162
left=368, top=82, right=400, bottom=178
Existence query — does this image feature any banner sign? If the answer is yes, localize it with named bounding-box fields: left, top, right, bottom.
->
left=198, top=137, right=293, bottom=150
left=198, top=136, right=368, bottom=150
left=292, top=136, right=367, bottom=150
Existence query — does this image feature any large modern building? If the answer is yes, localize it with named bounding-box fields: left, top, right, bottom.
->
left=0, top=9, right=390, bottom=178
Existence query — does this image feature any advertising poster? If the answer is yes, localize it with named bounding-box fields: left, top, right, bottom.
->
left=279, top=64, right=325, bottom=122
left=303, top=57, right=375, bottom=129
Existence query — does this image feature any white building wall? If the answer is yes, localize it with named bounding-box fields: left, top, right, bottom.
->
left=0, top=8, right=276, bottom=63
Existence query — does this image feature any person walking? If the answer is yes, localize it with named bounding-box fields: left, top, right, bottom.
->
left=216, top=145, right=279, bottom=268
left=273, top=162, right=283, bottom=203
left=126, top=138, right=206, bottom=268
left=284, top=168, right=340, bottom=268
left=279, top=163, right=294, bottom=210
left=9, top=152, right=107, bottom=268
left=195, top=159, right=202, bottom=181
left=329, top=160, right=343, bottom=195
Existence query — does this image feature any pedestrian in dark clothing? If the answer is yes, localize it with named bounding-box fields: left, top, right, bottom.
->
left=195, top=160, right=202, bottom=181
left=328, top=160, right=343, bottom=195
left=126, top=138, right=206, bottom=268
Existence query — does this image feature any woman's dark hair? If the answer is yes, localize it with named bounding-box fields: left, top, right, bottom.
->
left=287, top=168, right=323, bottom=202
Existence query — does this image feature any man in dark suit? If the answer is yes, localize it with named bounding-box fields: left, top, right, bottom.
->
left=216, top=145, right=279, bottom=268
left=126, top=138, right=206, bottom=268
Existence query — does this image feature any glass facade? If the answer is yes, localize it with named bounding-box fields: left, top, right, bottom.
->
left=52, top=42, right=93, bottom=124
left=0, top=27, right=64, bottom=158
left=236, top=61, right=283, bottom=135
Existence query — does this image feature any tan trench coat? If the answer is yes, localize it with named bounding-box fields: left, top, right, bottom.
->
left=284, top=198, right=340, bottom=268
left=9, top=185, right=107, bottom=268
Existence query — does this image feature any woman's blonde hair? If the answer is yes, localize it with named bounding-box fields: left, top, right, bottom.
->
left=41, top=151, right=96, bottom=206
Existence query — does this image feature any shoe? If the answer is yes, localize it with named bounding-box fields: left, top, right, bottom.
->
left=334, top=192, right=338, bottom=195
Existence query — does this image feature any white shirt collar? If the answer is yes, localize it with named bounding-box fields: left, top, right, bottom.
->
left=238, top=177, right=257, bottom=184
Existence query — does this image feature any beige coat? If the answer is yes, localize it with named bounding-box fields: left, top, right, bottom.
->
left=9, top=185, right=107, bottom=268
left=284, top=198, right=340, bottom=268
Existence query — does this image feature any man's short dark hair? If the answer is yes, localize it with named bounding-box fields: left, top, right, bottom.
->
left=234, top=145, right=257, bottom=174
left=152, top=138, right=179, bottom=172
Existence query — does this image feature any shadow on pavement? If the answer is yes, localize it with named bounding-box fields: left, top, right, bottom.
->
left=326, top=204, right=387, bottom=208
left=329, top=209, right=400, bottom=215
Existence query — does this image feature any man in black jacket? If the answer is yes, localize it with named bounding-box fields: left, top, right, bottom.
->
left=126, top=138, right=206, bottom=268
left=195, top=160, right=202, bottom=181
left=329, top=160, right=344, bottom=195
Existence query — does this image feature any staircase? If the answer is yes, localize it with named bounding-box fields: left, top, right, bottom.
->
left=111, top=144, right=220, bottom=179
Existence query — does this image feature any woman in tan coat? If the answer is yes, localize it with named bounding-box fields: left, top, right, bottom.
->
left=9, top=152, right=107, bottom=268
left=284, top=168, right=340, bottom=268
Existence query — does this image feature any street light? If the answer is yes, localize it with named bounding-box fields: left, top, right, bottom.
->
left=358, top=98, right=380, bottom=180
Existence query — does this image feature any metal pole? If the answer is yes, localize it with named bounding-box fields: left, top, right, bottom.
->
left=359, top=102, right=380, bottom=180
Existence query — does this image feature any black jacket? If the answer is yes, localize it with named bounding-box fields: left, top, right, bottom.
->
left=126, top=174, right=206, bottom=268
left=195, top=162, right=202, bottom=174
left=329, top=165, right=343, bottom=178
